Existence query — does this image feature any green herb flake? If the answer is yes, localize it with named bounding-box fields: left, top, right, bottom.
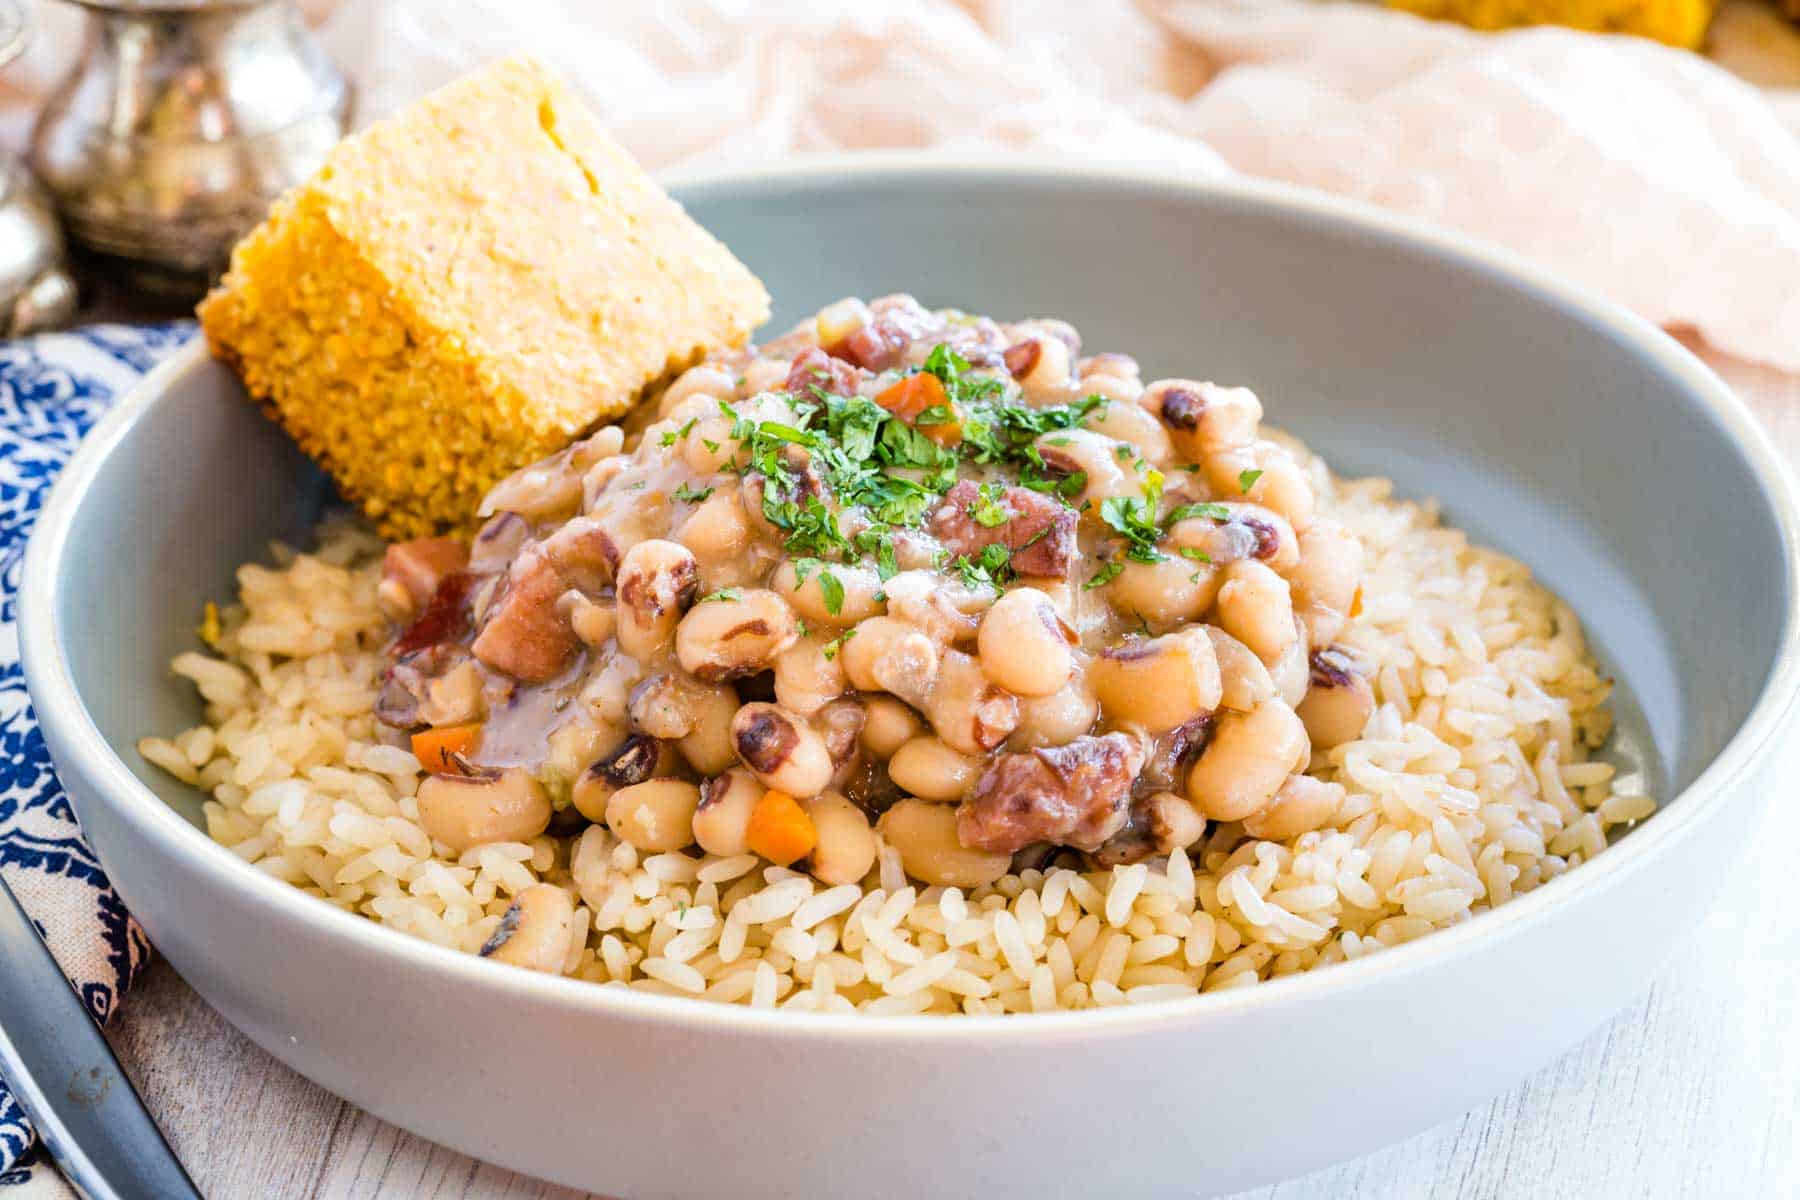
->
left=1179, top=547, right=1213, bottom=564
left=969, top=482, right=1010, bottom=528
left=1098, top=469, right=1167, bottom=565
left=817, top=569, right=846, bottom=616
left=660, top=418, right=698, bottom=448
left=700, top=588, right=742, bottom=604
left=1166, top=502, right=1231, bottom=526
left=672, top=482, right=714, bottom=504
left=1084, top=560, right=1125, bottom=590
left=822, top=628, right=857, bottom=661
left=1238, top=468, right=1265, bottom=494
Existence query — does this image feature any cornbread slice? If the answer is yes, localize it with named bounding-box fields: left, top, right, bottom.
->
left=199, top=55, right=769, bottom=538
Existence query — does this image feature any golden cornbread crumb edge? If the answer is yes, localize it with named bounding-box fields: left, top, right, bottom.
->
left=198, top=54, right=770, bottom=538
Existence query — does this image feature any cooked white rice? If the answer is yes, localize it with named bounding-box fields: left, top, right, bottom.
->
left=139, top=472, right=1655, bottom=1014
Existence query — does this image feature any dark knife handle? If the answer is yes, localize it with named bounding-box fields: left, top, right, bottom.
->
left=0, top=874, right=201, bottom=1200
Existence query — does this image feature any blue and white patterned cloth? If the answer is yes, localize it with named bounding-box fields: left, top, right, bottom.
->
left=0, top=323, right=196, bottom=1191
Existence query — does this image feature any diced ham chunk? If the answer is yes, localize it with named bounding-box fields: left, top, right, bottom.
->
left=382, top=537, right=469, bottom=612
left=470, top=547, right=581, bottom=683
left=785, top=347, right=862, bottom=398
left=956, top=733, right=1145, bottom=854
left=928, top=480, right=1077, bottom=578
left=825, top=297, right=937, bottom=371
left=393, top=572, right=475, bottom=657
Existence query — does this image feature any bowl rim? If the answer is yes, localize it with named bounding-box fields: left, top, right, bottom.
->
left=22, top=153, right=1800, bottom=1040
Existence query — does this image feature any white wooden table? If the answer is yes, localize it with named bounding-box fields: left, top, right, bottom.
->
left=65, top=344, right=1794, bottom=1199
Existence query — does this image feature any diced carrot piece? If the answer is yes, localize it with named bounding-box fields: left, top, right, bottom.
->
left=876, top=373, right=962, bottom=446
left=411, top=723, right=482, bottom=773
left=876, top=372, right=946, bottom=421
left=1349, top=584, right=1363, bottom=619
left=746, top=789, right=818, bottom=866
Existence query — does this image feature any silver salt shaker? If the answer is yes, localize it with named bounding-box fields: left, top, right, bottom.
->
left=0, top=1, right=79, bottom=334
left=28, top=0, right=351, bottom=298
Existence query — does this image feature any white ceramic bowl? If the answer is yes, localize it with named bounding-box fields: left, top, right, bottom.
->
left=22, top=160, right=1800, bottom=1197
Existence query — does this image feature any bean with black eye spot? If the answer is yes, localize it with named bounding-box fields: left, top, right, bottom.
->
left=731, top=702, right=833, bottom=797
left=479, top=884, right=574, bottom=974
left=571, top=734, right=664, bottom=824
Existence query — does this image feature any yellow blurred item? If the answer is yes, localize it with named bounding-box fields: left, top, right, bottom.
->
left=1388, top=0, right=1718, bottom=47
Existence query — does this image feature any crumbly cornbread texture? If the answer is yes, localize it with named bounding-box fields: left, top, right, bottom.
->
left=1389, top=0, right=1716, bottom=46
left=198, top=55, right=769, bottom=538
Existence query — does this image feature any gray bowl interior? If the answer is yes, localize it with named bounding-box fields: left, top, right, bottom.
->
left=60, top=169, right=1787, bottom=832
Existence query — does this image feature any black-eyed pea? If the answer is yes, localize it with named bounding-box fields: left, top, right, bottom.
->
left=1168, top=503, right=1299, bottom=572
left=1269, top=628, right=1311, bottom=709
left=1003, top=334, right=1073, bottom=399
left=887, top=736, right=983, bottom=802
left=1107, top=554, right=1219, bottom=626
left=693, top=768, right=761, bottom=856
left=1289, top=519, right=1364, bottom=647
left=1185, top=699, right=1309, bottom=822
left=676, top=487, right=751, bottom=560
left=1202, top=626, right=1275, bottom=712
left=731, top=702, right=834, bottom=797
left=1034, top=428, right=1133, bottom=505
left=769, top=560, right=885, bottom=626
left=1081, top=397, right=1172, bottom=465
left=628, top=674, right=700, bottom=740
left=1214, top=559, right=1298, bottom=664
left=1146, top=791, right=1207, bottom=854
left=615, top=539, right=699, bottom=661
left=478, top=459, right=583, bottom=521
left=877, top=799, right=1010, bottom=888
left=416, top=768, right=552, bottom=853
left=479, top=884, right=575, bottom=974
left=678, top=684, right=741, bottom=776
left=660, top=365, right=738, bottom=415
left=1150, top=380, right=1262, bottom=461
left=1236, top=442, right=1314, bottom=531
left=1089, top=629, right=1222, bottom=734
left=571, top=734, right=663, bottom=824
left=977, top=588, right=1074, bottom=697
left=1296, top=647, right=1376, bottom=751
left=839, top=616, right=938, bottom=707
left=566, top=595, right=615, bottom=648
left=1242, top=776, right=1346, bottom=841
left=774, top=634, right=849, bottom=715
left=605, top=778, right=701, bottom=852
left=1012, top=676, right=1100, bottom=748
left=923, top=649, right=1019, bottom=755
left=859, top=696, right=924, bottom=760
left=806, top=792, right=877, bottom=886
left=676, top=588, right=800, bottom=681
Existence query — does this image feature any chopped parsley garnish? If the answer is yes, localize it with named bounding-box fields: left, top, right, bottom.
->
left=1179, top=546, right=1213, bottom=564
left=1166, top=501, right=1230, bottom=526
left=1098, top=468, right=1167, bottom=565
left=698, top=343, right=1124, bottom=589
left=672, top=482, right=714, bottom=503
left=699, top=588, right=741, bottom=604
left=821, top=628, right=856, bottom=661
left=952, top=543, right=1013, bottom=590
left=816, top=569, right=846, bottom=616
left=969, top=482, right=1010, bottom=528
left=1238, top=468, right=1265, bottom=494
left=660, top=418, right=698, bottom=448
left=1084, top=560, right=1125, bottom=590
